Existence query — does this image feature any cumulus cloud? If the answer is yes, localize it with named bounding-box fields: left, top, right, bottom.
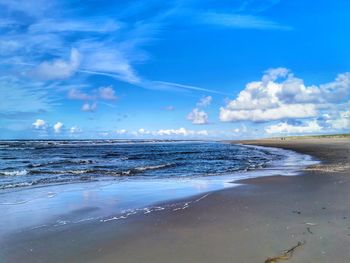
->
left=187, top=108, right=209, bottom=124
left=265, top=120, right=322, bottom=134
left=32, top=119, right=46, bottom=129
left=197, top=96, right=212, bottom=107
left=31, top=48, right=80, bottom=80
left=68, top=86, right=117, bottom=112
left=326, top=110, right=350, bottom=130
left=69, top=126, right=82, bottom=133
left=137, top=128, right=151, bottom=135
left=132, top=128, right=209, bottom=137
left=53, top=122, right=63, bottom=133
left=115, top=129, right=127, bottom=134
left=319, top=74, right=350, bottom=103
left=98, top=86, right=117, bottom=100
left=220, top=104, right=317, bottom=122
left=81, top=102, right=97, bottom=112
left=220, top=68, right=350, bottom=122
left=155, top=128, right=208, bottom=136
left=233, top=125, right=247, bottom=133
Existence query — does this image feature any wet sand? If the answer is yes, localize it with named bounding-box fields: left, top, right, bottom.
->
left=2, top=138, right=350, bottom=263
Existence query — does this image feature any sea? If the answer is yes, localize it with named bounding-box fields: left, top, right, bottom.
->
left=0, top=140, right=318, bottom=235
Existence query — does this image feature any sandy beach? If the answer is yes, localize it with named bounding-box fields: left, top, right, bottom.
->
left=2, top=137, right=350, bottom=263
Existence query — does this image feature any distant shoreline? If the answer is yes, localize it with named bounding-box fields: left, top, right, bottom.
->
left=1, top=133, right=349, bottom=142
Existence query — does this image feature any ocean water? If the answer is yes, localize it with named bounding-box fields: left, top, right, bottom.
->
left=0, top=140, right=282, bottom=190
left=0, top=141, right=318, bottom=235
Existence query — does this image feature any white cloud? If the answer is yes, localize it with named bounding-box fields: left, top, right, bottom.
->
left=220, top=104, right=317, bottom=122
left=319, top=73, right=350, bottom=103
left=197, top=96, right=212, bottom=107
left=187, top=108, right=209, bottom=124
left=31, top=48, right=80, bottom=80
left=32, top=119, right=46, bottom=129
left=151, top=81, right=226, bottom=95
left=133, top=127, right=209, bottom=137
left=200, top=13, right=292, bottom=31
left=0, top=0, right=54, bottom=17
left=68, top=86, right=117, bottom=101
left=81, top=102, right=97, bottom=112
left=326, top=110, right=350, bottom=130
left=196, top=130, right=209, bottom=136
left=98, top=86, right=117, bottom=100
left=0, top=39, right=21, bottom=53
left=265, top=120, right=322, bottom=134
left=0, top=2, right=227, bottom=100
left=137, top=128, right=151, bottom=135
left=115, top=129, right=127, bottom=134
left=29, top=19, right=120, bottom=33
left=0, top=77, right=53, bottom=114
left=53, top=122, right=63, bottom=133
left=70, top=126, right=82, bottom=133
left=155, top=128, right=208, bottom=136
left=220, top=68, right=350, bottom=122
left=68, top=86, right=117, bottom=112
left=233, top=125, right=247, bottom=133
left=68, top=89, right=92, bottom=100
left=79, top=43, right=140, bottom=84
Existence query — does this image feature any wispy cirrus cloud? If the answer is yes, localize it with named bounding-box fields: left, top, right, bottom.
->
left=199, top=13, right=292, bottom=30
left=0, top=0, right=289, bottom=94
left=29, top=19, right=121, bottom=33
left=151, top=81, right=229, bottom=95
left=0, top=0, right=295, bottom=137
left=0, top=76, right=54, bottom=115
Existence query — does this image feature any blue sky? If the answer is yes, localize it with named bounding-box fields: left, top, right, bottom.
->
left=0, top=0, right=349, bottom=139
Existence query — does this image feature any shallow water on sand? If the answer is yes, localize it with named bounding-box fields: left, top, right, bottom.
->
left=0, top=141, right=318, bottom=236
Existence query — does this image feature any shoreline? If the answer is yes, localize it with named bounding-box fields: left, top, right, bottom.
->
left=0, top=143, right=313, bottom=237
left=2, top=138, right=350, bottom=262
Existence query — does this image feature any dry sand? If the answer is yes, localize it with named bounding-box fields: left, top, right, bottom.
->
left=1, top=138, right=350, bottom=263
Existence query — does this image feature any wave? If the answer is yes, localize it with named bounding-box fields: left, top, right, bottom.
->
left=27, top=159, right=94, bottom=168
left=19, top=163, right=174, bottom=178
left=134, top=163, right=174, bottom=172
left=118, top=163, right=175, bottom=176
left=0, top=169, right=28, bottom=176
left=0, top=177, right=89, bottom=190
left=28, top=169, right=96, bottom=175
left=0, top=182, right=33, bottom=189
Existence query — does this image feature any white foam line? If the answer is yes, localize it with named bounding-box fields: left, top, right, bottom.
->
left=30, top=224, right=47, bottom=230
left=73, top=217, right=95, bottom=223
left=194, top=193, right=210, bottom=203
left=101, top=206, right=167, bottom=223
left=101, top=215, right=127, bottom=223
left=53, top=220, right=69, bottom=227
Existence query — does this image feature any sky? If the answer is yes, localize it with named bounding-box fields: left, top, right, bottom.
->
left=0, top=0, right=349, bottom=139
